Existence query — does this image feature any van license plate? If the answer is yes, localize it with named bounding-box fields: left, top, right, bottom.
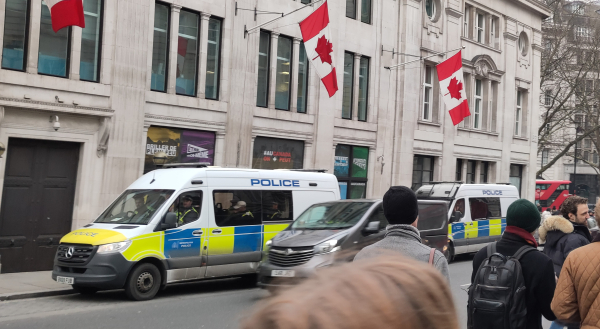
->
left=271, top=270, right=295, bottom=277
left=56, top=276, right=74, bottom=285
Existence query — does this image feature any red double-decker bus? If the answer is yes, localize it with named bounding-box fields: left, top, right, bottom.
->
left=536, top=180, right=571, bottom=212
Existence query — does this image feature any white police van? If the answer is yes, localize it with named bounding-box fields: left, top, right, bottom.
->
left=52, top=165, right=339, bottom=300
left=416, top=182, right=519, bottom=260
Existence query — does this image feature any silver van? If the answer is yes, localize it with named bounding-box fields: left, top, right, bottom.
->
left=257, top=199, right=448, bottom=288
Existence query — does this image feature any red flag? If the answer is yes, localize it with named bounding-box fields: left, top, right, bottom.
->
left=436, top=51, right=470, bottom=125
left=45, top=0, right=85, bottom=32
left=299, top=1, right=338, bottom=97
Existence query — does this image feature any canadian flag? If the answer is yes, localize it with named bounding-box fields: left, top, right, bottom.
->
left=436, top=50, right=470, bottom=125
left=44, top=0, right=85, bottom=33
left=299, top=1, right=338, bottom=97
left=177, top=37, right=188, bottom=77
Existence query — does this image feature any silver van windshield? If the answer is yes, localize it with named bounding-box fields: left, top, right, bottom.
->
left=95, top=189, right=175, bottom=225
left=291, top=202, right=373, bottom=230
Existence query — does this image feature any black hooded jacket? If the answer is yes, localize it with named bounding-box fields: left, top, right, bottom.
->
left=539, top=215, right=592, bottom=277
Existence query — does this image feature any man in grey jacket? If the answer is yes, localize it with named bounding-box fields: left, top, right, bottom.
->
left=354, top=186, right=450, bottom=281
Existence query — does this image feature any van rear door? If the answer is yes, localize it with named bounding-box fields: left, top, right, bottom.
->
left=417, top=200, right=449, bottom=255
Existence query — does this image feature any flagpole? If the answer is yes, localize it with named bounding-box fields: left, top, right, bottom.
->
left=245, top=0, right=326, bottom=35
left=384, top=46, right=465, bottom=70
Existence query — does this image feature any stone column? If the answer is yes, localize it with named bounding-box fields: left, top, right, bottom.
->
left=303, top=141, right=313, bottom=169
left=197, top=12, right=211, bottom=99
left=352, top=53, right=361, bottom=121
left=214, top=131, right=226, bottom=166
left=166, top=4, right=182, bottom=94
left=367, top=147, right=376, bottom=198
left=69, top=27, right=83, bottom=80
left=26, top=0, right=42, bottom=74
left=462, top=160, right=468, bottom=183
left=290, top=38, right=301, bottom=112
left=475, top=161, right=482, bottom=183
left=249, top=135, right=257, bottom=168
left=268, top=32, right=280, bottom=109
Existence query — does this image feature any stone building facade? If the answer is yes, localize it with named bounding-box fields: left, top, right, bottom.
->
left=0, top=0, right=548, bottom=272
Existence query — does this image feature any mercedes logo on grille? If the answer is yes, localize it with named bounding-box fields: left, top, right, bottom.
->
left=65, top=247, right=75, bottom=259
left=284, top=248, right=293, bottom=255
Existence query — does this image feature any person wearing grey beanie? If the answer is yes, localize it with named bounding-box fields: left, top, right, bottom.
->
left=354, top=186, right=449, bottom=281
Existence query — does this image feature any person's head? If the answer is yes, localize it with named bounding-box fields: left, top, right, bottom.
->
left=233, top=201, right=247, bottom=212
left=382, top=186, right=419, bottom=226
left=454, top=199, right=465, bottom=212
left=133, top=195, right=145, bottom=209
left=271, top=202, right=279, bottom=210
left=181, top=196, right=193, bottom=208
left=560, top=196, right=589, bottom=225
left=506, top=199, right=541, bottom=233
left=242, top=255, right=458, bottom=329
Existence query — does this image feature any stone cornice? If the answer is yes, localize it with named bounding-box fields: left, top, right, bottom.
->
left=504, top=32, right=519, bottom=42
left=445, top=7, right=463, bottom=19
left=144, top=114, right=226, bottom=130
left=0, top=97, right=113, bottom=117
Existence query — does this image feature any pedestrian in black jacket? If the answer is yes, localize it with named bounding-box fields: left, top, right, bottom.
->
left=471, top=199, right=556, bottom=329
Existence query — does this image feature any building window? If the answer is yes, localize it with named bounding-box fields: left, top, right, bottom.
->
left=80, top=0, right=102, bottom=82
left=518, top=32, right=529, bottom=56
left=425, top=0, right=436, bottom=20
left=256, top=31, right=270, bottom=107
left=545, top=89, right=552, bottom=106
left=576, top=26, right=591, bottom=40
left=38, top=1, right=70, bottom=77
left=361, top=0, right=372, bottom=24
left=252, top=137, right=304, bottom=170
left=176, top=10, right=199, bottom=96
left=594, top=151, right=599, bottom=164
left=275, top=36, right=293, bottom=110
left=2, top=0, right=30, bottom=71
left=357, top=56, right=369, bottom=121
left=151, top=3, right=170, bottom=92
left=205, top=17, right=222, bottom=100
left=423, top=65, right=433, bottom=121
left=509, top=164, right=523, bottom=196
left=480, top=161, right=489, bottom=183
left=342, top=52, right=354, bottom=119
left=297, top=42, right=309, bottom=113
left=542, top=149, right=549, bottom=166
left=515, top=90, right=522, bottom=136
left=476, top=13, right=484, bottom=43
left=456, top=159, right=463, bottom=181
left=346, top=0, right=356, bottom=19
left=335, top=145, right=369, bottom=199
left=474, top=79, right=482, bottom=129
left=585, top=138, right=592, bottom=149
left=412, top=156, right=434, bottom=191
left=466, top=160, right=476, bottom=184
left=463, top=6, right=469, bottom=37
left=301, top=0, right=312, bottom=3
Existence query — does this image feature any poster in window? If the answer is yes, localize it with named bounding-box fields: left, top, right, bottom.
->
left=180, top=130, right=216, bottom=165
left=144, top=126, right=181, bottom=173
left=334, top=145, right=350, bottom=177
left=352, top=146, right=369, bottom=178
left=252, top=137, right=304, bottom=169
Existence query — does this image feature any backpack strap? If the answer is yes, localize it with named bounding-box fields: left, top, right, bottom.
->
left=512, top=245, right=537, bottom=261
left=428, top=248, right=435, bottom=266
left=486, top=242, right=497, bottom=258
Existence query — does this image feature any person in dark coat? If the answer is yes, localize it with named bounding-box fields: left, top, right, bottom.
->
left=471, top=199, right=556, bottom=329
left=552, top=206, right=560, bottom=216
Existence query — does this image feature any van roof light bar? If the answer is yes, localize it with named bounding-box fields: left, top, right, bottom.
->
left=162, top=163, right=210, bottom=169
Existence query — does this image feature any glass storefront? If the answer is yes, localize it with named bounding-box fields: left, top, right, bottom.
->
left=334, top=145, right=369, bottom=199
left=252, top=137, right=304, bottom=170
left=144, top=126, right=215, bottom=173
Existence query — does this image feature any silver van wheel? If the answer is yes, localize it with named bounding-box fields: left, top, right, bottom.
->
left=125, top=263, right=161, bottom=301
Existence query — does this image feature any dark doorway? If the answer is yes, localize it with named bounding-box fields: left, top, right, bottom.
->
left=0, top=138, right=79, bottom=273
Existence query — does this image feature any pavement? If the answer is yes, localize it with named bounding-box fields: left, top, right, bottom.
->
left=0, top=271, right=75, bottom=301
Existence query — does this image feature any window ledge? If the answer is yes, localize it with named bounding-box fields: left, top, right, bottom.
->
left=418, top=120, right=441, bottom=127
left=457, top=127, right=499, bottom=136
left=461, top=37, right=502, bottom=54
left=513, top=136, right=529, bottom=141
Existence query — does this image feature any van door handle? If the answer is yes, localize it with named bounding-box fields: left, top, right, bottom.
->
left=192, top=230, right=203, bottom=236
left=212, top=229, right=222, bottom=234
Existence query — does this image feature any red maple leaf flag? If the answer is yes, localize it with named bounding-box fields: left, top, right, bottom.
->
left=299, top=1, right=338, bottom=97
left=436, top=51, right=470, bottom=125
left=44, top=0, right=85, bottom=33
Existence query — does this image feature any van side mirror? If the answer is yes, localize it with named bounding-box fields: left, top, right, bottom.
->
left=450, top=211, right=462, bottom=223
left=161, top=212, right=178, bottom=230
left=363, top=221, right=380, bottom=234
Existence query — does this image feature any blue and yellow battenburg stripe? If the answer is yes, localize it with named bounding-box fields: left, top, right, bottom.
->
left=207, top=224, right=290, bottom=255
left=448, top=218, right=506, bottom=240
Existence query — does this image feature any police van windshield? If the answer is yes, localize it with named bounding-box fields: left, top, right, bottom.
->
left=95, top=189, right=174, bottom=225
left=291, top=202, right=373, bottom=230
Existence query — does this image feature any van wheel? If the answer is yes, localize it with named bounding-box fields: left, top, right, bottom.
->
left=125, top=263, right=161, bottom=301
left=444, top=243, right=455, bottom=263
left=72, top=285, right=99, bottom=295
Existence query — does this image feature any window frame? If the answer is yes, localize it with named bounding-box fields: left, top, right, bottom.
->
left=335, top=144, right=369, bottom=199
left=456, top=159, right=463, bottom=181
left=411, top=155, right=435, bottom=191
left=150, top=1, right=171, bottom=92
left=422, top=65, right=433, bottom=122
left=360, top=0, right=372, bottom=24
left=274, top=34, right=293, bottom=111
left=515, top=90, right=522, bottom=136
left=469, top=197, right=502, bottom=221
left=542, top=149, right=549, bottom=166
left=346, top=0, right=357, bottom=19
left=463, top=6, right=469, bottom=38
left=79, top=0, right=104, bottom=82
left=175, top=8, right=201, bottom=97
left=205, top=16, right=223, bottom=100
left=357, top=56, right=369, bottom=122
left=544, top=89, right=552, bottom=106
left=212, top=189, right=263, bottom=227
left=261, top=190, right=294, bottom=223
left=474, top=79, right=482, bottom=129
left=480, top=161, right=489, bottom=183
left=256, top=30, right=271, bottom=108
left=297, top=42, right=309, bottom=113
left=476, top=12, right=485, bottom=43
left=2, top=0, right=31, bottom=72
left=425, top=0, right=436, bottom=20
left=342, top=51, right=355, bottom=120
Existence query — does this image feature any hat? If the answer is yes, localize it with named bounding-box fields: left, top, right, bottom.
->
left=182, top=195, right=193, bottom=201
left=233, top=201, right=247, bottom=209
left=506, top=199, right=541, bottom=233
left=382, top=186, right=419, bottom=225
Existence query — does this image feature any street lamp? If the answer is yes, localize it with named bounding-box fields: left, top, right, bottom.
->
left=153, top=151, right=168, bottom=168
left=573, top=125, right=584, bottom=195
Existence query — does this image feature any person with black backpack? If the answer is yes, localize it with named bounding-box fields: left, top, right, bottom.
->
left=469, top=199, right=557, bottom=329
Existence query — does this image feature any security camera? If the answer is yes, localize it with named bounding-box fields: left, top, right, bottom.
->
left=50, top=115, right=60, bottom=131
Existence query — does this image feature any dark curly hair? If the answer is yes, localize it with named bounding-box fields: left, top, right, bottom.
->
left=560, top=196, right=588, bottom=219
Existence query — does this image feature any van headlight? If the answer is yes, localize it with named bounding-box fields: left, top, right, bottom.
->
left=97, top=241, right=131, bottom=254
left=265, top=240, right=272, bottom=247
left=314, top=240, right=340, bottom=255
